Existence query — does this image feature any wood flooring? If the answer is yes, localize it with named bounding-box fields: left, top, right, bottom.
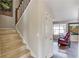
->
left=0, top=29, right=32, bottom=58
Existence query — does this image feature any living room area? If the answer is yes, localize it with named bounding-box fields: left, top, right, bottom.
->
left=47, top=0, right=79, bottom=58
left=52, top=20, right=79, bottom=58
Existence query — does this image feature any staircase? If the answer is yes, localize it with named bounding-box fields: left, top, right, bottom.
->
left=0, top=28, right=32, bottom=58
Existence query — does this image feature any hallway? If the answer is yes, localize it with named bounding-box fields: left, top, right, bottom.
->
left=0, top=28, right=32, bottom=58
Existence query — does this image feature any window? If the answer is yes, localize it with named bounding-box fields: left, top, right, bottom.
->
left=53, top=24, right=67, bottom=35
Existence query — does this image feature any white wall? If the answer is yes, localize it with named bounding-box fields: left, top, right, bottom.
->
left=14, top=0, right=21, bottom=8
left=16, top=0, right=53, bottom=58
left=0, top=15, right=15, bottom=28
left=70, top=35, right=79, bottom=41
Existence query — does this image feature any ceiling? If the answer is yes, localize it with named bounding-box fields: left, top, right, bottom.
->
left=45, top=0, right=79, bottom=22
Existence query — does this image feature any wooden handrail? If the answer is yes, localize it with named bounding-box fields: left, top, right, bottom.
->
left=15, top=0, right=30, bottom=24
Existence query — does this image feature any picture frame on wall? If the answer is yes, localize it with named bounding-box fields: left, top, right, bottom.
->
left=68, top=23, right=79, bottom=35
left=0, top=0, right=13, bottom=16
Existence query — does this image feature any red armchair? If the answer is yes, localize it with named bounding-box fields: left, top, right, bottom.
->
left=58, top=32, right=71, bottom=47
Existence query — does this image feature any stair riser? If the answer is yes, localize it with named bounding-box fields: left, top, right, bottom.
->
left=0, top=42, right=23, bottom=49
left=0, top=38, right=22, bottom=44
left=0, top=45, right=24, bottom=54
left=0, top=39, right=23, bottom=46
left=1, top=49, right=30, bottom=58
left=0, top=29, right=17, bottom=35
left=0, top=34, right=19, bottom=38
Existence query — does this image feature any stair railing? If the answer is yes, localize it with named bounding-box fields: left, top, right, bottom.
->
left=15, top=0, right=30, bottom=24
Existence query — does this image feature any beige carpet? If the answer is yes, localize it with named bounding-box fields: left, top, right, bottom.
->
left=0, top=28, right=32, bottom=58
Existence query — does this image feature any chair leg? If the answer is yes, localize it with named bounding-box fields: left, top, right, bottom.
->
left=58, top=43, right=60, bottom=47
left=68, top=41, right=71, bottom=48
